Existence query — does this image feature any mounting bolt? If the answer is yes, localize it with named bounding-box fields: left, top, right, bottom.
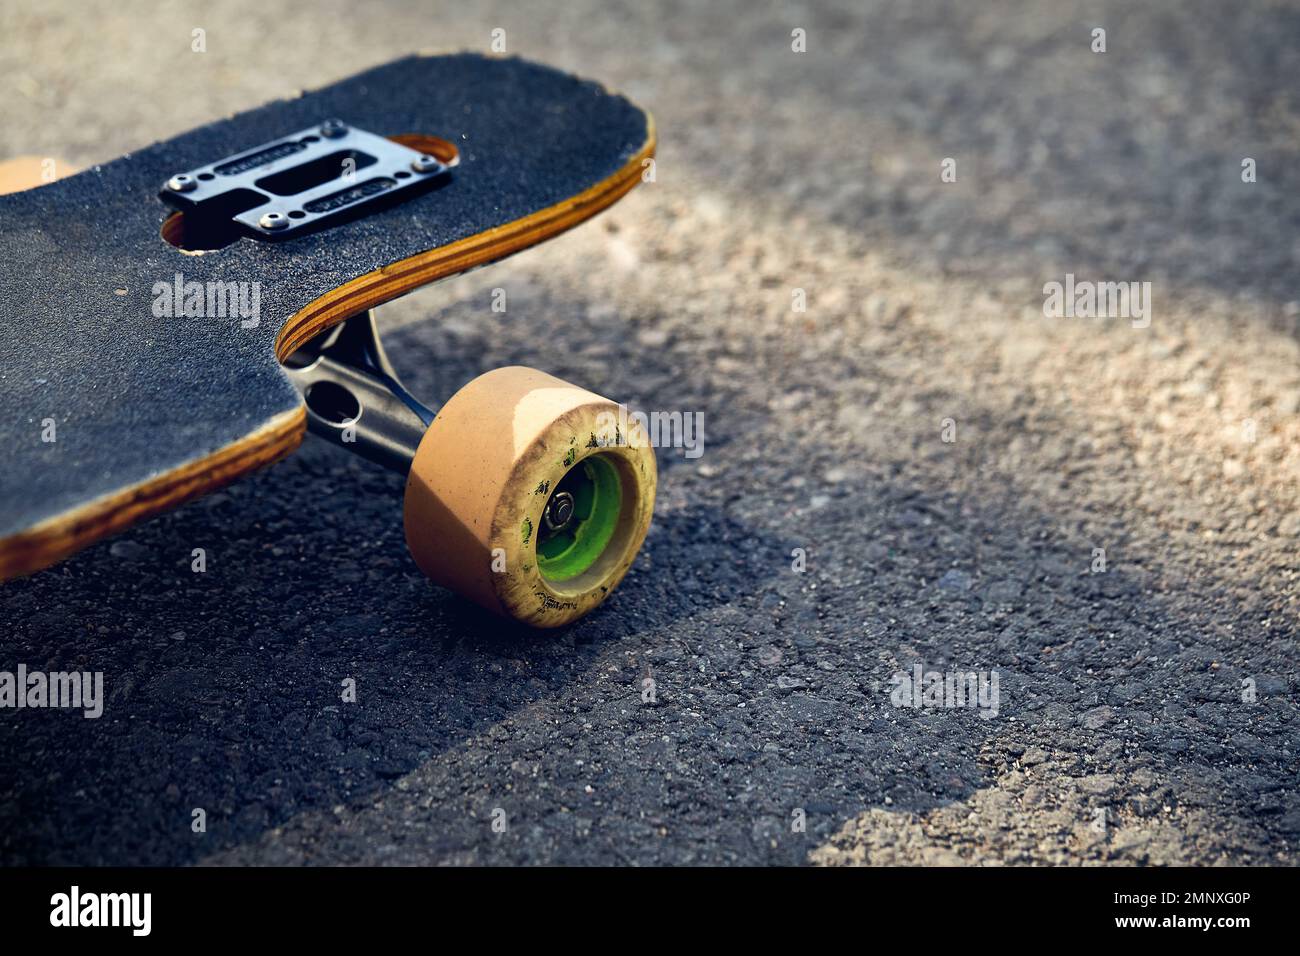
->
left=320, top=119, right=348, bottom=138
left=259, top=211, right=290, bottom=231
left=410, top=154, right=442, bottom=174
left=167, top=174, right=197, bottom=192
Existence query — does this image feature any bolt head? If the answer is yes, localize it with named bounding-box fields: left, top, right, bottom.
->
left=410, top=154, right=442, bottom=174
left=259, top=211, right=290, bottom=231
left=320, top=119, right=348, bottom=138
left=167, top=174, right=197, bottom=192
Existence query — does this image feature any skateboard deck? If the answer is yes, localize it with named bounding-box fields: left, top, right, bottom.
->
left=0, top=54, right=654, bottom=584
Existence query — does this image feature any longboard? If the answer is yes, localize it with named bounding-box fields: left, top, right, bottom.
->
left=0, top=54, right=657, bottom=626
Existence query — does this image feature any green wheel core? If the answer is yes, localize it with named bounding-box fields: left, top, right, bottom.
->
left=537, top=454, right=622, bottom=582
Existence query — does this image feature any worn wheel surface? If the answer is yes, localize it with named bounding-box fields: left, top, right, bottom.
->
left=403, top=366, right=656, bottom=627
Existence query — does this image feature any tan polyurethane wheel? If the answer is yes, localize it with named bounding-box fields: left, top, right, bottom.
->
left=403, top=366, right=656, bottom=628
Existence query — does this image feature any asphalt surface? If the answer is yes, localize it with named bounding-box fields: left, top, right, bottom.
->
left=1, top=0, right=1297, bottom=865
